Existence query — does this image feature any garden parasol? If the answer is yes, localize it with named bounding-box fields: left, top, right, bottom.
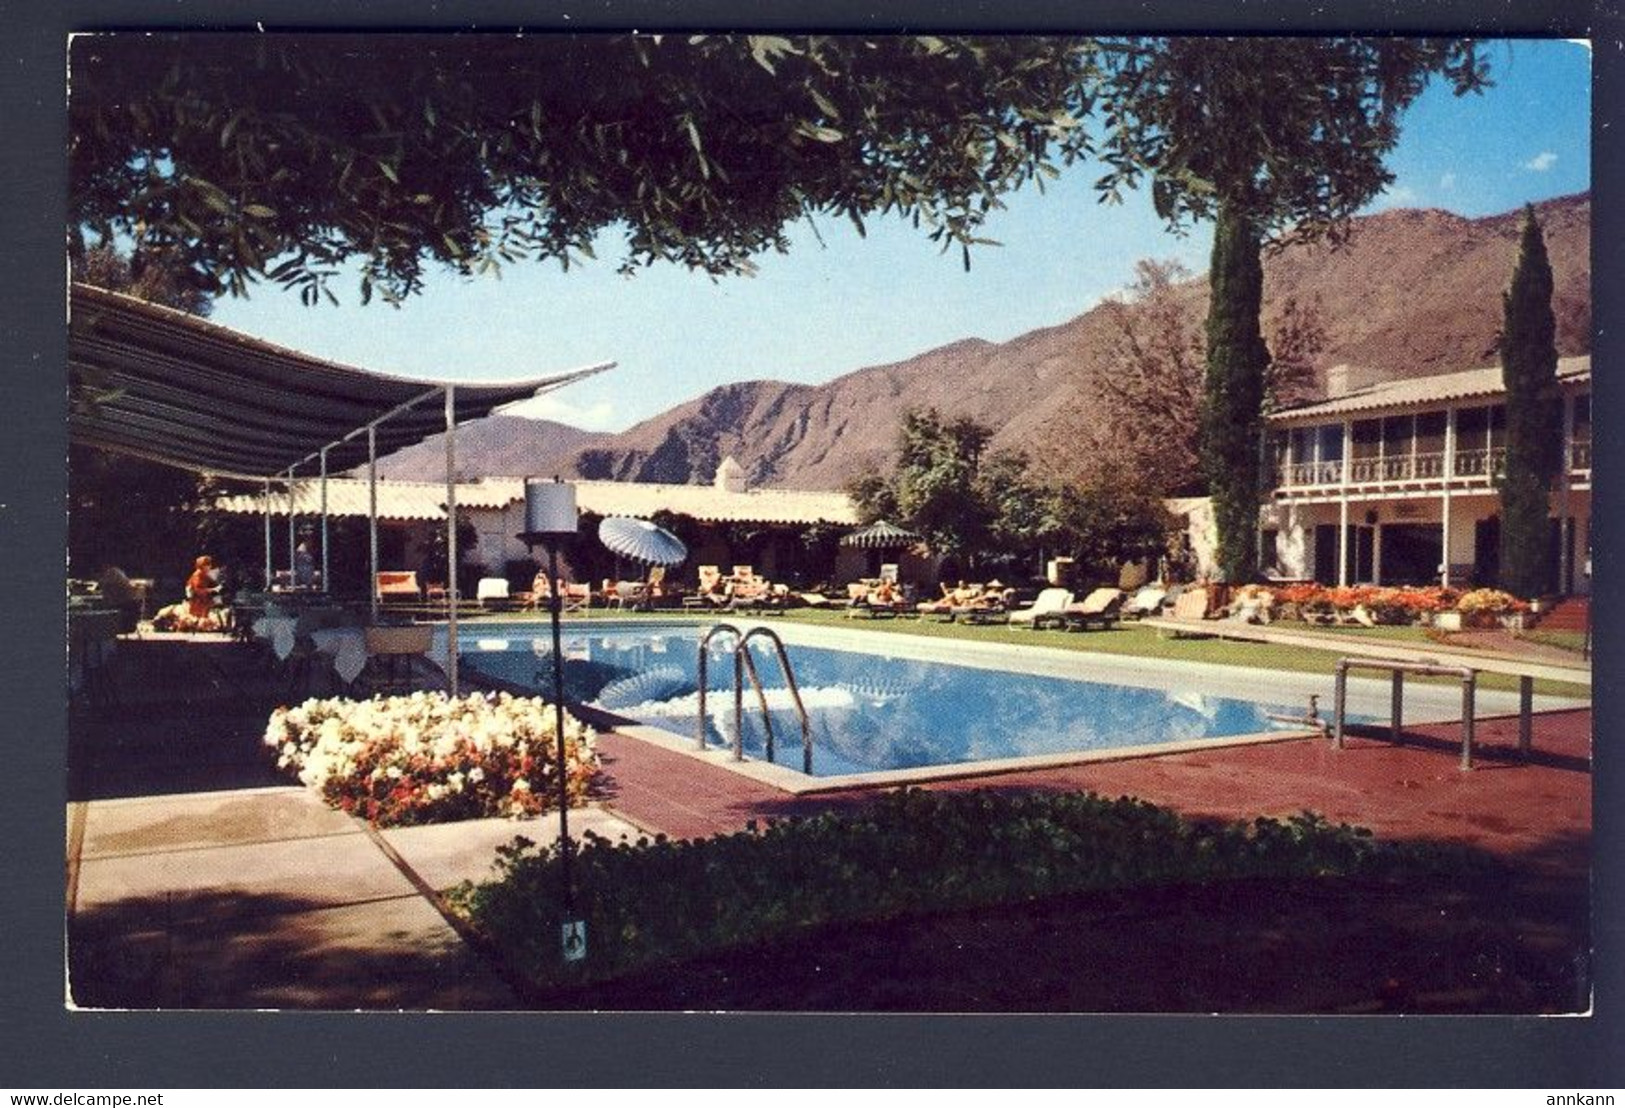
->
left=597, top=516, right=689, bottom=566
left=839, top=520, right=921, bottom=550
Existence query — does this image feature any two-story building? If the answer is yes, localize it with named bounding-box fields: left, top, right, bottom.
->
left=1258, top=356, right=1591, bottom=594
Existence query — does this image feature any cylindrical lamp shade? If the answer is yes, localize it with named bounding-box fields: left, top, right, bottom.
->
left=525, top=477, right=579, bottom=536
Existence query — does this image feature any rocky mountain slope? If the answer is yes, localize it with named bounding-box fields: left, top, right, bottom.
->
left=375, top=194, right=1590, bottom=489
left=365, top=415, right=607, bottom=481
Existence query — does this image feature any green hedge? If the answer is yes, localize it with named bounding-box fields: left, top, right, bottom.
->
left=455, top=788, right=1483, bottom=989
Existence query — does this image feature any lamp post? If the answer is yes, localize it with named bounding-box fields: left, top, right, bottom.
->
left=518, top=476, right=586, bottom=962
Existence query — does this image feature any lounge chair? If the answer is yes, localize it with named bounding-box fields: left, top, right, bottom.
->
left=375, top=570, right=421, bottom=604
left=475, top=577, right=511, bottom=609
left=1008, top=588, right=1074, bottom=628
left=951, top=584, right=1015, bottom=625
left=919, top=583, right=981, bottom=620
left=846, top=583, right=910, bottom=619
left=1121, top=585, right=1168, bottom=620
left=1060, top=587, right=1125, bottom=631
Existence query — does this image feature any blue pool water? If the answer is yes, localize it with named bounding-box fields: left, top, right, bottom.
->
left=458, top=624, right=1347, bottom=778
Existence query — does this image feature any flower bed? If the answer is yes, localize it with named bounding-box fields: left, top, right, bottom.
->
left=1267, top=584, right=1466, bottom=626
left=265, top=691, right=599, bottom=827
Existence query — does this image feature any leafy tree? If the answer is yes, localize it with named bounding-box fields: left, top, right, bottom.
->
left=1089, top=38, right=1488, bottom=580
left=1077, top=258, right=1323, bottom=497
left=70, top=34, right=1096, bottom=303
left=980, top=450, right=1061, bottom=575
left=70, top=244, right=214, bottom=317
left=1048, top=470, right=1177, bottom=582
left=1497, top=207, right=1562, bottom=597
left=1201, top=208, right=1272, bottom=582
left=891, top=410, right=997, bottom=563
left=845, top=470, right=900, bottom=526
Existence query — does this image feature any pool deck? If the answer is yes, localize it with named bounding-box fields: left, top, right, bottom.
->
left=594, top=708, right=1592, bottom=868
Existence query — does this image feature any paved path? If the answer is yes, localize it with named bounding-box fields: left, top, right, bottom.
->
left=1138, top=618, right=1590, bottom=686
left=67, top=785, right=638, bottom=1009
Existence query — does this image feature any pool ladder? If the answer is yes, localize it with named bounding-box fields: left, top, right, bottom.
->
left=696, top=623, right=814, bottom=774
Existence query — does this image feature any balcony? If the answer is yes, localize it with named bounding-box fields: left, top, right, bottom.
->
left=1452, top=447, right=1506, bottom=480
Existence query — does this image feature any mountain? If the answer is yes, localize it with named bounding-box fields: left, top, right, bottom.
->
left=363, top=415, right=608, bottom=480
left=379, top=194, right=1590, bottom=490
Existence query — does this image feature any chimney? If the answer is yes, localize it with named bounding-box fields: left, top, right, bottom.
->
left=714, top=455, right=747, bottom=493
left=1323, top=363, right=1383, bottom=397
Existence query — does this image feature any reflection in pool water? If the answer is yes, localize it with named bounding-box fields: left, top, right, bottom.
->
left=458, top=626, right=1351, bottom=779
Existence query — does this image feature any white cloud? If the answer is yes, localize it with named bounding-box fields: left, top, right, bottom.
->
left=1523, top=151, right=1558, bottom=172
left=1439, top=172, right=1457, bottom=190
left=1373, top=185, right=1419, bottom=210
left=500, top=392, right=619, bottom=429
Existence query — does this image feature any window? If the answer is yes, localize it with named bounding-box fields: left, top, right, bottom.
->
left=1415, top=411, right=1447, bottom=453
left=1317, top=424, right=1343, bottom=464
left=1381, top=414, right=1414, bottom=456
left=1352, top=419, right=1382, bottom=459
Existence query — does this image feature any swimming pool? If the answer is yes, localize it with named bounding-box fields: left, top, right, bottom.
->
left=453, top=620, right=1424, bottom=784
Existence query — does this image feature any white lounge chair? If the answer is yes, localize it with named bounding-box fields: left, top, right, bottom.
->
left=1122, top=585, right=1168, bottom=620
left=1008, top=588, right=1074, bottom=628
left=1060, top=587, right=1126, bottom=631
left=475, top=577, right=511, bottom=608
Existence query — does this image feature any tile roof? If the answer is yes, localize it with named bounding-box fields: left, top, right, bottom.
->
left=1269, top=355, right=1590, bottom=424
left=215, top=477, right=858, bottom=526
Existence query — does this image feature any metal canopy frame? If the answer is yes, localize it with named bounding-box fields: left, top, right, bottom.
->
left=69, top=281, right=614, bottom=694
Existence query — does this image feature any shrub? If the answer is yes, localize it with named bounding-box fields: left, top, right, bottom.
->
left=455, top=788, right=1482, bottom=990
left=265, top=691, right=599, bottom=827
left=1455, top=587, right=1529, bottom=615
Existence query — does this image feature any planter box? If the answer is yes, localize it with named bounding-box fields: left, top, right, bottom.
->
left=1434, top=611, right=1463, bottom=632
left=1499, top=612, right=1527, bottom=631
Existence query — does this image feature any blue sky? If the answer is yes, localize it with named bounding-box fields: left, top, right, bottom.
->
left=207, top=38, right=1591, bottom=433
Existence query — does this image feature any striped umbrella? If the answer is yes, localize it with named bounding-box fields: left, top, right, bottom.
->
left=839, top=520, right=921, bottom=550
left=598, top=516, right=689, bottom=566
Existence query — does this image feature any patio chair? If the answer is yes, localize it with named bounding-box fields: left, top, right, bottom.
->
left=560, top=582, right=592, bottom=615
left=362, top=624, right=435, bottom=694
left=1008, top=587, right=1074, bottom=629
left=1060, top=587, right=1126, bottom=632
left=475, top=577, right=511, bottom=609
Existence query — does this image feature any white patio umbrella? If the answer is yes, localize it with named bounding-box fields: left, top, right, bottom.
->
left=597, top=516, right=689, bottom=566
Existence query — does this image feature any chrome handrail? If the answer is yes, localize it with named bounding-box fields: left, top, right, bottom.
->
left=695, top=623, right=815, bottom=773
left=740, top=626, right=815, bottom=775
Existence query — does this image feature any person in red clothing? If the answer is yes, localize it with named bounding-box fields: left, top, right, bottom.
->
left=186, top=555, right=221, bottom=620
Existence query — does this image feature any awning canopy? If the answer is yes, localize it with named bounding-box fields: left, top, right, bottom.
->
left=69, top=282, right=612, bottom=479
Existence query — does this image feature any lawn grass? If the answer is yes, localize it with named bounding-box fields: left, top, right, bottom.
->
left=1518, top=629, right=1589, bottom=654
left=458, top=606, right=1589, bottom=699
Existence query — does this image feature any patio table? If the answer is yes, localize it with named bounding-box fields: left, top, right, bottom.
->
left=309, top=626, right=370, bottom=686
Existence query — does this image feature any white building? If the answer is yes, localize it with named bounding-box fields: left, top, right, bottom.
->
left=1258, top=356, right=1591, bottom=593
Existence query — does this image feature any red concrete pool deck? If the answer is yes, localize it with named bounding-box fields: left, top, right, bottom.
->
left=594, top=708, right=1592, bottom=870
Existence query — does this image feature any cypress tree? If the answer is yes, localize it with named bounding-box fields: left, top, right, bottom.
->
left=1497, top=206, right=1562, bottom=598
left=1201, top=203, right=1271, bottom=583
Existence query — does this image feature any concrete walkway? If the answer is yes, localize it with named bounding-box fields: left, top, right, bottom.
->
left=1138, top=618, right=1590, bottom=686
left=67, top=785, right=639, bottom=1009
